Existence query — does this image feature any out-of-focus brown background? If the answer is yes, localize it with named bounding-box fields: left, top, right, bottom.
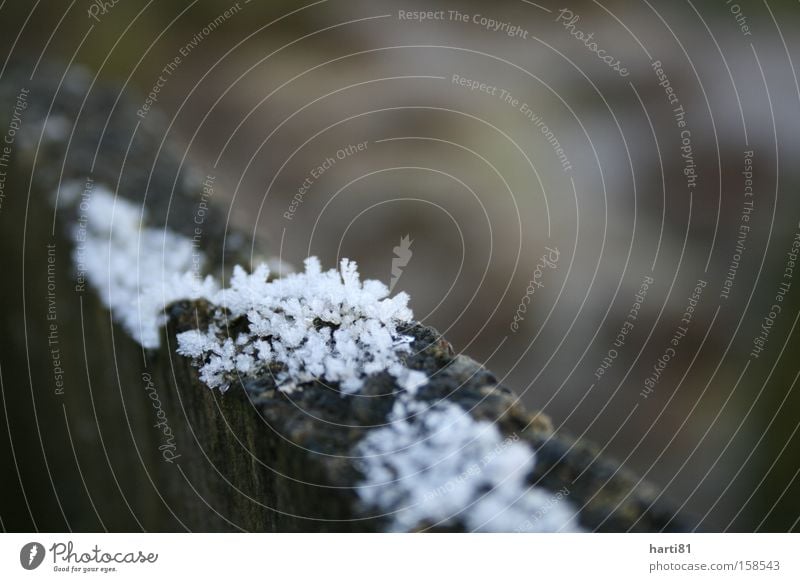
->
left=2, top=0, right=800, bottom=531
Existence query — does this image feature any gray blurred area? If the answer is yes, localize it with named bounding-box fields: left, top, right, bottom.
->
left=2, top=0, right=800, bottom=531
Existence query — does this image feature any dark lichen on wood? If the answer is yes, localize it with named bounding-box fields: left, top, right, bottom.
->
left=162, top=297, right=689, bottom=532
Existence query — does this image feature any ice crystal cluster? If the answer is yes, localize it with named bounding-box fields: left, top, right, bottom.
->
left=176, top=257, right=428, bottom=394
left=72, top=186, right=585, bottom=532
left=357, top=397, right=585, bottom=532
left=75, top=188, right=217, bottom=348
left=74, top=189, right=426, bottom=395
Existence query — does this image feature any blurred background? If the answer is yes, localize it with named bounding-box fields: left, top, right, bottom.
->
left=1, top=0, right=800, bottom=531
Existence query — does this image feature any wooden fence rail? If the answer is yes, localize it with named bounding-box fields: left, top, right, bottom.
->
left=0, top=61, right=687, bottom=532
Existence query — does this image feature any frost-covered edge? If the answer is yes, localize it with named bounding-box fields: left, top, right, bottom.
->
left=69, top=186, right=584, bottom=532
left=356, top=396, right=584, bottom=532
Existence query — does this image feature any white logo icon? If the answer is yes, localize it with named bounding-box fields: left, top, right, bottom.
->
left=389, top=235, right=413, bottom=292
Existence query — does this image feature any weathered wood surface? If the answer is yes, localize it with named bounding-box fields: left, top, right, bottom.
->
left=0, top=61, right=689, bottom=532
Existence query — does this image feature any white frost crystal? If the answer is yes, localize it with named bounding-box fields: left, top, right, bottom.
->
left=176, top=257, right=422, bottom=394
left=73, top=185, right=579, bottom=532
left=356, top=397, right=585, bottom=532
left=76, top=188, right=424, bottom=393
left=75, top=188, right=217, bottom=348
